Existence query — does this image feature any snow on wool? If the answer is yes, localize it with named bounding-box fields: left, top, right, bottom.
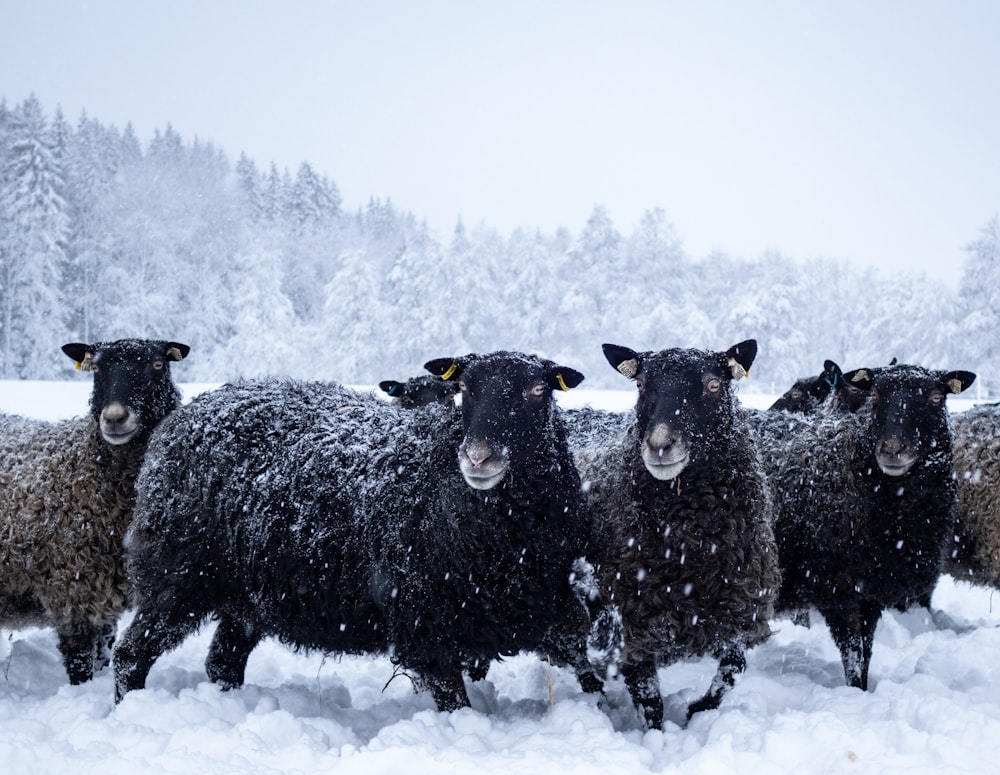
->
left=751, top=362, right=976, bottom=691
left=114, top=352, right=613, bottom=710
left=948, top=403, right=1000, bottom=587
left=565, top=340, right=780, bottom=729
left=0, top=339, right=188, bottom=684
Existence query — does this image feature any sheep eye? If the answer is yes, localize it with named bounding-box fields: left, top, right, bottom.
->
left=847, top=386, right=862, bottom=396
left=529, top=382, right=546, bottom=398
left=90, top=364, right=101, bottom=374
left=152, top=359, right=165, bottom=371
left=636, top=377, right=645, bottom=393
left=706, top=378, right=721, bottom=394
left=929, top=391, right=944, bottom=406
left=790, top=388, right=803, bottom=399
left=458, top=380, right=468, bottom=392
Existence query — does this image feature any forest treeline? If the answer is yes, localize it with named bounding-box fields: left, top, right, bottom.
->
left=1, top=94, right=998, bottom=392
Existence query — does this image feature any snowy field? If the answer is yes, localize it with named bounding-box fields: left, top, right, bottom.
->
left=1, top=379, right=999, bottom=774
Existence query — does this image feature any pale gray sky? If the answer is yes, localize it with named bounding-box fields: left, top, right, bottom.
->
left=3, top=0, right=998, bottom=286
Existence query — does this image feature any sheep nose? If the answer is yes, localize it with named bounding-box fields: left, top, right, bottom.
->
left=646, top=424, right=678, bottom=454
left=879, top=438, right=906, bottom=458
left=463, top=441, right=493, bottom=467
left=102, top=403, right=130, bottom=427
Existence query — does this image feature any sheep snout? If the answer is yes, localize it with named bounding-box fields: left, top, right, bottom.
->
left=459, top=440, right=508, bottom=490
left=876, top=437, right=917, bottom=476
left=99, top=403, right=139, bottom=445
left=641, top=424, right=689, bottom=480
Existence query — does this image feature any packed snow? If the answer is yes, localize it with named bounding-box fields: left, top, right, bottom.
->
left=1, top=380, right=998, bottom=774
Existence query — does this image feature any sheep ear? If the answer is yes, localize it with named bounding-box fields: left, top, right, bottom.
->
left=546, top=367, right=585, bottom=391
left=379, top=380, right=404, bottom=396
left=943, top=370, right=976, bottom=395
left=165, top=342, right=190, bottom=361
left=822, top=360, right=842, bottom=388
left=425, top=358, right=464, bottom=381
left=602, top=344, right=641, bottom=380
left=843, top=368, right=873, bottom=391
left=726, top=339, right=757, bottom=380
left=62, top=342, right=94, bottom=371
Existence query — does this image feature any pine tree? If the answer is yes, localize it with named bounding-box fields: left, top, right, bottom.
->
left=0, top=96, right=69, bottom=377
left=958, top=215, right=1000, bottom=391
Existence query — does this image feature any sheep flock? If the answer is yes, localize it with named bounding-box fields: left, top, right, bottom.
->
left=4, top=337, right=999, bottom=733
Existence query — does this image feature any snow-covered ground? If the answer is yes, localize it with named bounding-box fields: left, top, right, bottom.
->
left=1, top=379, right=998, bottom=774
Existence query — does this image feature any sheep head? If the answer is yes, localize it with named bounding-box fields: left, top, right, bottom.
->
left=425, top=351, right=584, bottom=490
left=378, top=375, right=459, bottom=408
left=603, top=340, right=757, bottom=481
left=62, top=339, right=190, bottom=446
left=861, top=363, right=975, bottom=476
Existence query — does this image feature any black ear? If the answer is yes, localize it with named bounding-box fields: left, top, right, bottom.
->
left=424, top=357, right=465, bottom=381
left=545, top=366, right=585, bottom=391
left=822, top=360, right=843, bottom=387
left=379, top=380, right=404, bottom=396
left=602, top=344, right=641, bottom=380
left=165, top=342, right=190, bottom=361
left=843, top=368, right=874, bottom=392
left=726, top=340, right=757, bottom=379
left=62, top=342, right=94, bottom=371
left=62, top=343, right=91, bottom=363
left=943, top=370, right=976, bottom=395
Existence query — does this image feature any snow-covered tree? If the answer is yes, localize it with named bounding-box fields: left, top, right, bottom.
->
left=957, top=215, right=1000, bottom=391
left=0, top=96, right=69, bottom=377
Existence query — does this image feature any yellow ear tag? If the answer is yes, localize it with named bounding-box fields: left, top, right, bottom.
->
left=948, top=378, right=963, bottom=394
left=75, top=361, right=82, bottom=371
left=440, top=363, right=458, bottom=381
left=555, top=373, right=570, bottom=391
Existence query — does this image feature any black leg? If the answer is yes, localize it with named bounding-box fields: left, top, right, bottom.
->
left=412, top=671, right=470, bottom=712
left=622, top=659, right=662, bottom=729
left=113, top=607, right=204, bottom=702
left=822, top=601, right=882, bottom=690
left=205, top=614, right=261, bottom=689
left=56, top=622, right=101, bottom=684
left=686, top=645, right=746, bottom=721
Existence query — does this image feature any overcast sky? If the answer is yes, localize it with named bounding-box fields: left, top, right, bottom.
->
left=3, top=1, right=998, bottom=286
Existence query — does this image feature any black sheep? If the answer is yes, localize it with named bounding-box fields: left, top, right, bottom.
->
left=768, top=360, right=840, bottom=414
left=114, top=351, right=608, bottom=709
left=568, top=340, right=780, bottom=728
left=756, top=363, right=975, bottom=689
left=378, top=374, right=459, bottom=407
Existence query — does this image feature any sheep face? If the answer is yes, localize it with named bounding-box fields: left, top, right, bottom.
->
left=378, top=375, right=458, bottom=408
left=62, top=339, right=190, bottom=446
left=862, top=364, right=975, bottom=476
left=603, top=340, right=757, bottom=481
left=425, top=351, right=584, bottom=490
left=769, top=360, right=841, bottom=414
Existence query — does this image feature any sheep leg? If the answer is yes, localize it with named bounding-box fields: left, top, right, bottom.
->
left=205, top=614, right=261, bottom=689
left=113, top=608, right=204, bottom=702
left=686, top=645, right=746, bottom=720
left=823, top=600, right=881, bottom=690
left=56, top=621, right=104, bottom=684
left=622, top=659, right=663, bottom=729
left=94, top=620, right=117, bottom=673
left=413, top=671, right=470, bottom=712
